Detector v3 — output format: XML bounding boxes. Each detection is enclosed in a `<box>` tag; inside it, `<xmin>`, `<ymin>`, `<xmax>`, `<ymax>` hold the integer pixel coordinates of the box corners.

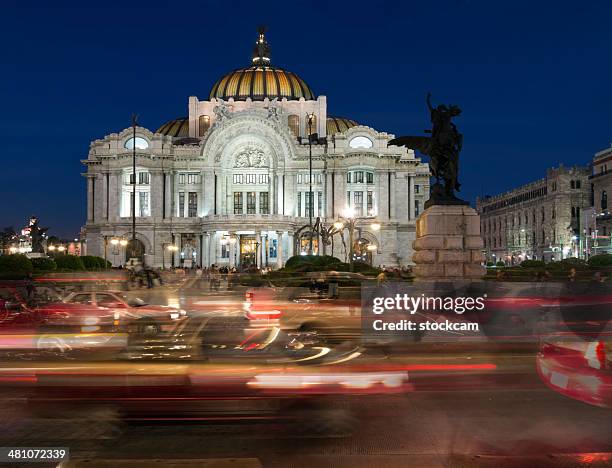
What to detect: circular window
<box><xmin>349</xmin><ymin>136</ymin><xmax>373</xmax><ymax>149</ymax></box>
<box><xmin>124</xmin><ymin>137</ymin><xmax>149</xmax><ymax>150</ymax></box>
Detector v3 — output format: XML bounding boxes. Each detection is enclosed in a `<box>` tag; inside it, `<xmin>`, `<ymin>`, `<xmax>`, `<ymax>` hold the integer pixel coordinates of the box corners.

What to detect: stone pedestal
<box><xmin>412</xmin><ymin>204</ymin><xmax>486</xmax><ymax>280</ymax></box>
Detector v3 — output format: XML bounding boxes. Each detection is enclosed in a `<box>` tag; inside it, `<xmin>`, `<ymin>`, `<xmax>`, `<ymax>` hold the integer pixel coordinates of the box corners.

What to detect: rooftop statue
<box><xmin>389</xmin><ymin>92</ymin><xmax>467</xmax><ymax>208</ymax></box>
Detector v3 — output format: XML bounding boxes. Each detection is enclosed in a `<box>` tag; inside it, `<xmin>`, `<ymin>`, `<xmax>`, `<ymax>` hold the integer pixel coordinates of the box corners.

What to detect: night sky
<box><xmin>2</xmin><ymin>0</ymin><xmax>611</xmax><ymax>238</ymax></box>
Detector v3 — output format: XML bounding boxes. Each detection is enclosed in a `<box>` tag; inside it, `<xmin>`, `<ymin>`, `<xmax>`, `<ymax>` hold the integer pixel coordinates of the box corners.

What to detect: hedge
<box><xmin>588</xmin><ymin>254</ymin><xmax>612</xmax><ymax>267</ymax></box>
<box><xmin>81</xmin><ymin>255</ymin><xmax>111</xmax><ymax>270</ymax></box>
<box><xmin>520</xmin><ymin>259</ymin><xmax>545</xmax><ymax>268</ymax></box>
<box><xmin>31</xmin><ymin>257</ymin><xmax>57</xmax><ymax>271</ymax></box>
<box><xmin>54</xmin><ymin>254</ymin><xmax>85</xmax><ymax>270</ymax></box>
<box><xmin>0</xmin><ymin>254</ymin><xmax>33</xmax><ymax>277</ymax></box>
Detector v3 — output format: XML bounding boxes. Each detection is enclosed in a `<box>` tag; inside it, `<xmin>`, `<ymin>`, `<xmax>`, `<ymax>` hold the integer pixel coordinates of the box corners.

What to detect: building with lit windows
<box><xmin>83</xmin><ymin>29</ymin><xmax>430</xmax><ymax>268</ymax></box>
<box><xmin>477</xmin><ymin>165</ymin><xmax>591</xmax><ymax>264</ymax></box>
<box><xmin>589</xmin><ymin>144</ymin><xmax>612</xmax><ymax>254</ymax></box>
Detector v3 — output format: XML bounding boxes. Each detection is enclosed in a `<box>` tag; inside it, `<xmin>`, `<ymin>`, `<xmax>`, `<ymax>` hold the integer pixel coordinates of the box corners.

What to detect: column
<box><xmin>285</xmin><ymin>173</ymin><xmax>296</xmax><ymax>216</ymax></box>
<box><xmin>111</xmin><ymin>171</ymin><xmax>121</xmax><ymax>222</ymax></box>
<box><xmin>208</xmin><ymin>232</ymin><xmax>215</xmax><ymax>267</ymax></box>
<box><xmin>229</xmin><ymin>232</ymin><xmax>236</xmax><ymax>268</ymax></box>
<box><xmin>87</xmin><ymin>175</ymin><xmax>94</xmax><ymax>222</ymax></box>
<box><xmin>334</xmin><ymin>170</ymin><xmax>346</xmax><ymax>216</ymax></box>
<box><xmin>409</xmin><ymin>175</ymin><xmax>415</xmax><ymax>220</ymax></box>
<box><xmin>288</xmin><ymin>232</ymin><xmax>294</xmax><ymax>257</ymax></box>
<box><xmin>256</xmin><ymin>232</ymin><xmax>262</xmax><ymax>269</ymax></box>
<box><xmin>377</xmin><ymin>170</ymin><xmax>388</xmax><ymax>221</ymax></box>
<box><xmin>164</xmin><ymin>172</ymin><xmax>171</xmax><ymax>219</ymax></box>
<box><xmin>94</xmin><ymin>173</ymin><xmax>104</xmax><ymax>221</ymax></box>
<box><xmin>276</xmin><ymin>231</ymin><xmax>284</xmax><ymax>269</ymax></box>
<box><xmin>325</xmin><ymin>172</ymin><xmax>333</xmax><ymax>219</ymax></box>
<box><xmin>202</xmin><ymin>172</ymin><xmax>214</xmax><ymax>217</ymax></box>
<box><xmin>200</xmin><ymin>170</ymin><xmax>206</xmax><ymax>217</ymax></box>
<box><xmin>389</xmin><ymin>171</ymin><xmax>396</xmax><ymax>220</ymax></box>
<box><xmin>102</xmin><ymin>172</ymin><xmax>109</xmax><ymax>220</ymax></box>
<box><xmin>151</xmin><ymin>171</ymin><xmax>164</xmax><ymax>219</ymax></box>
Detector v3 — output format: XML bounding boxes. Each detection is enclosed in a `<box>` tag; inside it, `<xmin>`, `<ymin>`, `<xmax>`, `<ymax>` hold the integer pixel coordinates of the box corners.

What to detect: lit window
<box><xmin>349</xmin><ymin>136</ymin><xmax>373</xmax><ymax>149</ymax></box>
<box><xmin>199</xmin><ymin>115</ymin><xmax>210</xmax><ymax>136</ymax></box>
<box><xmin>288</xmin><ymin>115</ymin><xmax>299</xmax><ymax>136</ymax></box>
<box><xmin>247</xmin><ymin>192</ymin><xmax>256</xmax><ymax>214</ymax></box>
<box><xmin>234</xmin><ymin>192</ymin><xmax>243</xmax><ymax>214</ymax></box>
<box><xmin>124</xmin><ymin>137</ymin><xmax>148</xmax><ymax>150</ymax></box>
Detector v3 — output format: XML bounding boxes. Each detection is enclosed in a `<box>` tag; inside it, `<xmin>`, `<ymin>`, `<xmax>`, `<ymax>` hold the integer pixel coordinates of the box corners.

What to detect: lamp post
<box><xmin>306</xmin><ymin>112</ymin><xmax>315</xmax><ymax>255</ymax></box>
<box><xmin>333</xmin><ymin>207</ymin><xmax>380</xmax><ymax>272</ymax></box>
<box><xmin>131</xmin><ymin>114</ymin><xmax>138</xmax><ymax>247</ymax></box>
<box><xmin>162</xmin><ymin>242</ymin><xmax>179</xmax><ymax>270</ymax></box>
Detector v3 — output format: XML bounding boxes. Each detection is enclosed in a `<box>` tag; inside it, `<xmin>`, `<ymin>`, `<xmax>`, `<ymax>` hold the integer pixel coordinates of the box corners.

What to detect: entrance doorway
<box><xmin>126</xmin><ymin>238</ymin><xmax>145</xmax><ymax>263</ymax></box>
<box><xmin>240</xmin><ymin>236</ymin><xmax>258</xmax><ymax>268</ymax></box>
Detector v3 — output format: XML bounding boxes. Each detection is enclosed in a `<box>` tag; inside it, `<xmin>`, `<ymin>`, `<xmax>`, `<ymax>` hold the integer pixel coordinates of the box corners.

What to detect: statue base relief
<box><xmin>412</xmin><ymin>204</ymin><xmax>486</xmax><ymax>280</ymax></box>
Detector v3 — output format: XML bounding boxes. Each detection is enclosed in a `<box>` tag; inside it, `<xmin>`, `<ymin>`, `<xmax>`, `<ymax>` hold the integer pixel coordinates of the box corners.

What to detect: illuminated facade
<box><xmin>83</xmin><ymin>30</ymin><xmax>430</xmax><ymax>268</ymax></box>
<box><xmin>477</xmin><ymin>165</ymin><xmax>591</xmax><ymax>264</ymax></box>
<box><xmin>589</xmin><ymin>144</ymin><xmax>612</xmax><ymax>254</ymax></box>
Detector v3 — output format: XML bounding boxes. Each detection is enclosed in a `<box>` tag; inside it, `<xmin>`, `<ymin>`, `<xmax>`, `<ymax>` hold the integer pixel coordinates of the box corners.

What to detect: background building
<box><xmin>589</xmin><ymin>143</ymin><xmax>612</xmax><ymax>254</ymax></box>
<box><xmin>83</xmin><ymin>30</ymin><xmax>430</xmax><ymax>268</ymax></box>
<box><xmin>477</xmin><ymin>165</ymin><xmax>591</xmax><ymax>264</ymax></box>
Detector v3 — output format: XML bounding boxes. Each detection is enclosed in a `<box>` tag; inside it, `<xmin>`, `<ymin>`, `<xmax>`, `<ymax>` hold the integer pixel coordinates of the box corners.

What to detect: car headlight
<box><xmin>179</xmin><ymin>309</ymin><xmax>187</xmax><ymax>316</ymax></box>
<box><xmin>170</xmin><ymin>313</ymin><xmax>180</xmax><ymax>320</ymax></box>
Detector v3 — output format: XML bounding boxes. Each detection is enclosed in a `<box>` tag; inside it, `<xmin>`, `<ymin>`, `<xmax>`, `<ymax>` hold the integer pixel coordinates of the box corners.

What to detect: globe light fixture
<box><xmin>110</xmin><ymin>238</ymin><xmax>120</xmax><ymax>245</ymax></box>
<box><xmin>119</xmin><ymin>239</ymin><xmax>128</xmax><ymax>247</ymax></box>
<box><xmin>47</xmin><ymin>245</ymin><xmax>56</xmax><ymax>251</ymax></box>
<box><xmin>370</xmin><ymin>222</ymin><xmax>381</xmax><ymax>231</ymax></box>
<box><xmin>342</xmin><ymin>207</ymin><xmax>356</xmax><ymax>219</ymax></box>
<box><xmin>57</xmin><ymin>245</ymin><xmax>66</xmax><ymax>252</ymax></box>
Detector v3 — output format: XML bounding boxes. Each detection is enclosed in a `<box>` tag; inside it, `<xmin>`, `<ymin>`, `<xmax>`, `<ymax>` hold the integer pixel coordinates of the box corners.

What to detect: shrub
<box><xmin>0</xmin><ymin>254</ymin><xmax>33</xmax><ymax>277</ymax></box>
<box><xmin>284</xmin><ymin>255</ymin><xmax>342</xmax><ymax>270</ymax></box>
<box><xmin>495</xmin><ymin>261</ymin><xmax>506</xmax><ymax>267</ymax></box>
<box><xmin>486</xmin><ymin>261</ymin><xmax>494</xmax><ymax>267</ymax></box>
<box><xmin>54</xmin><ymin>254</ymin><xmax>85</xmax><ymax>271</ymax></box>
<box><xmin>31</xmin><ymin>257</ymin><xmax>57</xmax><ymax>271</ymax></box>
<box><xmin>520</xmin><ymin>259</ymin><xmax>545</xmax><ymax>268</ymax></box>
<box><xmin>81</xmin><ymin>255</ymin><xmax>111</xmax><ymax>270</ymax></box>
<box><xmin>547</xmin><ymin>257</ymin><xmax>588</xmax><ymax>271</ymax></box>
<box><xmin>588</xmin><ymin>254</ymin><xmax>612</xmax><ymax>268</ymax></box>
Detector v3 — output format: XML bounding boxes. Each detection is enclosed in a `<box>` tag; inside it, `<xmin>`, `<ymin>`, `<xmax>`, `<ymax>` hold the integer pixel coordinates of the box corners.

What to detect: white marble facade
<box><xmin>83</xmin><ymin>32</ymin><xmax>430</xmax><ymax>268</ymax></box>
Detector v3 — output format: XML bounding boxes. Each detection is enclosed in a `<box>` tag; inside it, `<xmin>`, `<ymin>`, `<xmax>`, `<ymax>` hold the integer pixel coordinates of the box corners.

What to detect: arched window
<box><xmin>570</xmin><ymin>180</ymin><xmax>575</xmax><ymax>189</ymax></box>
<box><xmin>199</xmin><ymin>115</ymin><xmax>210</xmax><ymax>136</ymax></box>
<box><xmin>602</xmin><ymin>191</ymin><xmax>608</xmax><ymax>210</ymax></box>
<box><xmin>288</xmin><ymin>115</ymin><xmax>299</xmax><ymax>136</ymax></box>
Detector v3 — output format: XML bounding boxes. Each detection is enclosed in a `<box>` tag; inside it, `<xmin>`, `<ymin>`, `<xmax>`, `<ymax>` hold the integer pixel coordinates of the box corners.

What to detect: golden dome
<box><xmin>156</xmin><ymin>117</ymin><xmax>189</xmax><ymax>137</ymax></box>
<box><xmin>209</xmin><ymin>28</ymin><xmax>315</xmax><ymax>102</ymax></box>
<box><xmin>326</xmin><ymin>116</ymin><xmax>359</xmax><ymax>135</ymax></box>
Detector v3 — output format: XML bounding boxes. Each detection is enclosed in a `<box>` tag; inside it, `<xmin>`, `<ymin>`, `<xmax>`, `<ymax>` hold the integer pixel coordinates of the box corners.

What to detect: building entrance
<box><xmin>240</xmin><ymin>236</ymin><xmax>258</xmax><ymax>268</ymax></box>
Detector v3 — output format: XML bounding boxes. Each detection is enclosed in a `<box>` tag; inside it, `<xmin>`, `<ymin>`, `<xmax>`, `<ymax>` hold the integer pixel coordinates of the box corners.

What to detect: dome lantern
<box><xmin>209</xmin><ymin>28</ymin><xmax>315</xmax><ymax>102</ymax></box>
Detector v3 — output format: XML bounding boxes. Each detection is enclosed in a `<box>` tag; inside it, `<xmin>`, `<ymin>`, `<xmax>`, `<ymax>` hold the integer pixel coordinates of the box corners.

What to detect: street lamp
<box><xmin>306</xmin><ymin>112</ymin><xmax>315</xmax><ymax>255</ymax></box>
<box><xmin>333</xmin><ymin>207</ymin><xmax>381</xmax><ymax>272</ymax></box>
<box><xmin>47</xmin><ymin>245</ymin><xmax>56</xmax><ymax>252</ymax></box>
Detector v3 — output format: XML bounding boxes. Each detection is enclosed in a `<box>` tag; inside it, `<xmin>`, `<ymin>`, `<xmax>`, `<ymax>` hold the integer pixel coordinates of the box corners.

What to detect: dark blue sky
<box><xmin>2</xmin><ymin>0</ymin><xmax>611</xmax><ymax>238</ymax></box>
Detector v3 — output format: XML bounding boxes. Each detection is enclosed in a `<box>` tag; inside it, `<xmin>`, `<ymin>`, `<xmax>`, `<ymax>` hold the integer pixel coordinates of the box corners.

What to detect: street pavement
<box><xmin>0</xmin><ymin>281</ymin><xmax>610</xmax><ymax>467</ymax></box>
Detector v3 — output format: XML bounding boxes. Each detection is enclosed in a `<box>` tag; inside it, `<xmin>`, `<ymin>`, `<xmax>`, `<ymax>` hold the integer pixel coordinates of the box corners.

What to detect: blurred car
<box><xmin>4</xmin><ymin>316</ymin><xmax>408</xmax><ymax>436</ymax></box>
<box><xmin>243</xmin><ymin>273</ymin><xmax>366</xmax><ymax>343</ymax></box>
<box><xmin>35</xmin><ymin>291</ymin><xmax>187</xmax><ymax>335</ymax></box>
<box><xmin>536</xmin><ymin>281</ymin><xmax>612</xmax><ymax>408</ymax></box>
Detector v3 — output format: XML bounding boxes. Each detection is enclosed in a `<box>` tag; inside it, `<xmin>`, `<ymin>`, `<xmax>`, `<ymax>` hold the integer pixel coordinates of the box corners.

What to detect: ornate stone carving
<box><xmin>234</xmin><ymin>147</ymin><xmax>269</xmax><ymax>168</ymax></box>
<box><xmin>213</xmin><ymin>100</ymin><xmax>232</xmax><ymax>124</ymax></box>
